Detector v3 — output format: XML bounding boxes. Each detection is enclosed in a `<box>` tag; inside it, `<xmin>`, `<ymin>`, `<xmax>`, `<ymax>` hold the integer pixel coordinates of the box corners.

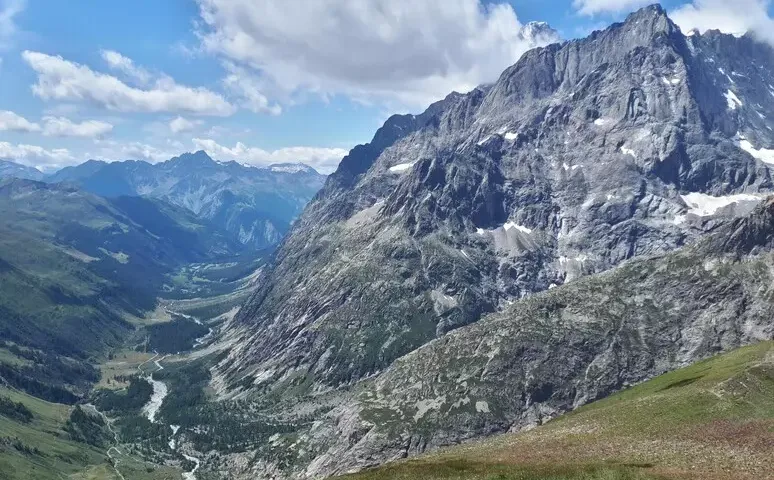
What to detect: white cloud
<box><xmin>192</xmin><ymin>138</ymin><xmax>347</xmax><ymax>173</ymax></box>
<box><xmin>0</xmin><ymin>0</ymin><xmax>24</xmax><ymax>50</ymax></box>
<box><xmin>222</xmin><ymin>63</ymin><xmax>281</xmax><ymax>115</ymax></box>
<box><xmin>195</xmin><ymin>0</ymin><xmax>559</xmax><ymax>107</ymax></box>
<box><xmin>0</xmin><ymin>141</ymin><xmax>74</xmax><ymax>170</ymax></box>
<box><xmin>671</xmin><ymin>0</ymin><xmax>774</xmax><ymax>44</ymax></box>
<box><xmin>573</xmin><ymin>0</ymin><xmax>652</xmax><ymax>15</ymax></box>
<box><xmin>169</xmin><ymin>116</ymin><xmax>202</xmax><ymax>134</ymax></box>
<box><xmin>90</xmin><ymin>139</ymin><xmax>177</xmax><ymax>164</ymax></box>
<box><xmin>22</xmin><ymin>50</ymin><xmax>236</xmax><ymax>116</ymax></box>
<box><xmin>41</xmin><ymin>116</ymin><xmax>113</xmax><ymax>138</ymax></box>
<box><xmin>0</xmin><ymin>110</ymin><xmax>113</xmax><ymax>137</ymax></box>
<box><xmin>101</xmin><ymin>49</ymin><xmax>151</xmax><ymax>85</ymax></box>
<box><xmin>0</xmin><ymin>110</ymin><xmax>40</xmax><ymax>132</ymax></box>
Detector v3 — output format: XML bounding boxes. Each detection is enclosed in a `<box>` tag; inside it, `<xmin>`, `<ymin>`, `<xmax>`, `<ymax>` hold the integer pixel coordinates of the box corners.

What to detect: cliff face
<box><xmin>212</xmin><ymin>6</ymin><xmax>774</xmax><ymax>478</ymax></box>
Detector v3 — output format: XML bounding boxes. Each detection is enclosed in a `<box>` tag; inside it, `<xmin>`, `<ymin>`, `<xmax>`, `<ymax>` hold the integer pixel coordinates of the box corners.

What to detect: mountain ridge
<box><xmin>197</xmin><ymin>5</ymin><xmax>774</xmax><ymax>477</ymax></box>
<box><xmin>38</xmin><ymin>151</ymin><xmax>327</xmax><ymax>249</ymax></box>
<box><xmin>224</xmin><ymin>3</ymin><xmax>774</xmax><ymax>392</ymax></box>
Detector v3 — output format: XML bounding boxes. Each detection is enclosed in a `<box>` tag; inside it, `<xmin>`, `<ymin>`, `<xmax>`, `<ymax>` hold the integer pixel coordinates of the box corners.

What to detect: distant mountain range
<box><xmin>0</xmin><ymin>159</ymin><xmax>45</xmax><ymax>181</ymax></box>
<box><xmin>0</xmin><ymin>152</ymin><xmax>327</xmax><ymax>249</ymax></box>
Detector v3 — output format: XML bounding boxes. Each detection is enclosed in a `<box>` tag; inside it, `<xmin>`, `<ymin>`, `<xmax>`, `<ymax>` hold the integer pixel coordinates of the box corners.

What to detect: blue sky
<box><xmin>1</xmin><ymin>0</ymin><xmax>773</xmax><ymax>173</ymax></box>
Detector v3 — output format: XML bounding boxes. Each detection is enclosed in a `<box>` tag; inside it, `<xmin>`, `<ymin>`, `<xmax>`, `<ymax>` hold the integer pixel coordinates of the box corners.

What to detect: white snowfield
<box><xmin>620</xmin><ymin>146</ymin><xmax>636</xmax><ymax>158</ymax></box>
<box><xmin>388</xmin><ymin>161</ymin><xmax>416</xmax><ymax>173</ymax></box>
<box><xmin>503</xmin><ymin>221</ymin><xmax>532</xmax><ymax>234</ymax></box>
<box><xmin>725</xmin><ymin>89</ymin><xmax>743</xmax><ymax>110</ymax></box>
<box><xmin>681</xmin><ymin>192</ymin><xmax>765</xmax><ymax>217</ymax></box>
<box><xmin>737</xmin><ymin>134</ymin><xmax>774</xmax><ymax>164</ymax></box>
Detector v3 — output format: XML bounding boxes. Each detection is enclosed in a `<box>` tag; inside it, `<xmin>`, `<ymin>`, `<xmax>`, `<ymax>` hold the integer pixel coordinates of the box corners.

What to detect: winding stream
<box><xmin>140</xmin><ymin>354</ymin><xmax>168</xmax><ymax>423</ymax></box>
<box><xmin>139</xmin><ymin>346</ymin><xmax>202</xmax><ymax>479</ymax></box>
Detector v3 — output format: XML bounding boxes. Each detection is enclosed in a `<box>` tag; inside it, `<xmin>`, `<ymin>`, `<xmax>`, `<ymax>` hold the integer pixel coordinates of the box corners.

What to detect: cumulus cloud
<box><xmin>195</xmin><ymin>0</ymin><xmax>559</xmax><ymax>108</ymax></box>
<box><xmin>0</xmin><ymin>141</ymin><xmax>74</xmax><ymax>170</ymax></box>
<box><xmin>90</xmin><ymin>139</ymin><xmax>178</xmax><ymax>163</ymax></box>
<box><xmin>0</xmin><ymin>110</ymin><xmax>40</xmax><ymax>132</ymax></box>
<box><xmin>573</xmin><ymin>0</ymin><xmax>652</xmax><ymax>15</ymax></box>
<box><xmin>22</xmin><ymin>50</ymin><xmax>236</xmax><ymax>116</ymax></box>
<box><xmin>192</xmin><ymin>138</ymin><xmax>347</xmax><ymax>173</ymax></box>
<box><xmin>169</xmin><ymin>116</ymin><xmax>202</xmax><ymax>134</ymax></box>
<box><xmin>41</xmin><ymin>116</ymin><xmax>113</xmax><ymax>138</ymax></box>
<box><xmin>101</xmin><ymin>49</ymin><xmax>151</xmax><ymax>85</ymax></box>
<box><xmin>0</xmin><ymin>110</ymin><xmax>113</xmax><ymax>137</ymax></box>
<box><xmin>671</xmin><ymin>0</ymin><xmax>774</xmax><ymax>44</ymax></box>
<box><xmin>222</xmin><ymin>63</ymin><xmax>281</xmax><ymax>115</ymax></box>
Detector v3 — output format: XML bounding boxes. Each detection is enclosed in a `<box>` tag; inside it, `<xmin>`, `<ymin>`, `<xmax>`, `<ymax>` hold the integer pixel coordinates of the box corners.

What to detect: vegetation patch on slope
<box><xmin>341</xmin><ymin>341</ymin><xmax>774</xmax><ymax>480</ymax></box>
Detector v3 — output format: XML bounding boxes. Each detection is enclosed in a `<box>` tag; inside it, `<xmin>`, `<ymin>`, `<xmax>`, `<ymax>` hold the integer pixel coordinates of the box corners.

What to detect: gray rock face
<box><xmin>299</xmin><ymin>198</ymin><xmax>774</xmax><ymax>477</ymax></box>
<box><xmin>225</xmin><ymin>5</ymin><xmax>774</xmax><ymax>390</ymax></box>
<box><xmin>0</xmin><ymin>159</ymin><xmax>45</xmax><ymax>181</ymax></box>
<box><xmin>46</xmin><ymin>151</ymin><xmax>326</xmax><ymax>249</ymax></box>
<box><xmin>212</xmin><ymin>5</ymin><xmax>774</xmax><ymax>477</ymax></box>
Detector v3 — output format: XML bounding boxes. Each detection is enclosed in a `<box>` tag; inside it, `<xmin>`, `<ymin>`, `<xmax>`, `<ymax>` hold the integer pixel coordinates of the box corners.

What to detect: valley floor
<box><xmin>0</xmin><ymin>255</ymin><xmax>265</xmax><ymax>480</ymax></box>
<box><xmin>339</xmin><ymin>341</ymin><xmax>774</xmax><ymax>480</ymax></box>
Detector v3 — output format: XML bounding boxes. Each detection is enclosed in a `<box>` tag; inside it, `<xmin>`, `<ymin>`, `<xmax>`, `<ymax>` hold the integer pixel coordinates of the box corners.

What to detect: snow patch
<box><xmin>504</xmin><ymin>132</ymin><xmax>518</xmax><ymax>141</ymax></box>
<box><xmin>681</xmin><ymin>192</ymin><xmax>765</xmax><ymax>217</ymax></box>
<box><xmin>475</xmin><ymin>401</ymin><xmax>490</xmax><ymax>413</ymax></box>
<box><xmin>389</xmin><ymin>161</ymin><xmax>416</xmax><ymax>173</ymax></box>
<box><xmin>476</xmin><ymin>135</ymin><xmax>492</xmax><ymax>146</ymax></box>
<box><xmin>269</xmin><ymin>163</ymin><xmax>313</xmax><ymax>174</ymax></box>
<box><xmin>503</xmin><ymin>221</ymin><xmax>532</xmax><ymax>234</ymax></box>
<box><xmin>593</xmin><ymin>118</ymin><xmax>608</xmax><ymax>126</ymax></box>
<box><xmin>737</xmin><ymin>134</ymin><xmax>774</xmax><ymax>164</ymax></box>
<box><xmin>620</xmin><ymin>146</ymin><xmax>636</xmax><ymax>158</ymax></box>
<box><xmin>725</xmin><ymin>90</ymin><xmax>742</xmax><ymax>110</ymax></box>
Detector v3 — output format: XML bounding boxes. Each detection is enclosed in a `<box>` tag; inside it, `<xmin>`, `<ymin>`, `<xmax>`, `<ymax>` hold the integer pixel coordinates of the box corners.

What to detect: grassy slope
<box><xmin>342</xmin><ymin>341</ymin><xmax>774</xmax><ymax>480</ymax></box>
<box><xmin>0</xmin><ymin>385</ymin><xmax>107</xmax><ymax>479</ymax></box>
<box><xmin>0</xmin><ymin>384</ymin><xmax>183</xmax><ymax>480</ymax></box>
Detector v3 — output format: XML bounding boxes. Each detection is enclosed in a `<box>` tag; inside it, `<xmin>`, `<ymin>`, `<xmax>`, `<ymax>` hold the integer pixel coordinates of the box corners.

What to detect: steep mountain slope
<box><xmin>0</xmin><ymin>160</ymin><xmax>44</xmax><ymax>181</ymax></box>
<box><xmin>0</xmin><ymin>178</ymin><xmax>242</xmax><ymax>401</ymax></box>
<box><xmin>340</xmin><ymin>341</ymin><xmax>774</xmax><ymax>480</ymax></box>
<box><xmin>207</xmin><ymin>185</ymin><xmax>774</xmax><ymax>480</ymax></box>
<box><xmin>221</xmin><ymin>5</ymin><xmax>774</xmax><ymax>397</ymax></box>
<box><xmin>47</xmin><ymin>151</ymin><xmax>326</xmax><ymax>249</ymax></box>
<box><xmin>301</xmin><ymin>197</ymin><xmax>774</xmax><ymax>476</ymax></box>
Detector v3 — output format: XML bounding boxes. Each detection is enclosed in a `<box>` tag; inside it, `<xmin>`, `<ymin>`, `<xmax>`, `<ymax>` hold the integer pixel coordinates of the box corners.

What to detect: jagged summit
<box><xmin>227</xmin><ymin>1</ymin><xmax>774</xmax><ymax>395</ymax></box>
<box><xmin>44</xmin><ymin>151</ymin><xmax>326</xmax><ymax>249</ymax></box>
<box><xmin>166</xmin><ymin>150</ymin><xmax>217</xmax><ymax>168</ymax></box>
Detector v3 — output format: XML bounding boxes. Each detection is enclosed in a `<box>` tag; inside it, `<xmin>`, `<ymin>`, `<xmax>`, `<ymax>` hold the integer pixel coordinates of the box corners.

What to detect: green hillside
<box><xmin>0</xmin><ymin>178</ymin><xmax>244</xmax><ymax>403</ymax></box>
<box><xmin>342</xmin><ymin>341</ymin><xmax>774</xmax><ymax>480</ymax></box>
<box><xmin>0</xmin><ymin>385</ymin><xmax>181</xmax><ymax>480</ymax></box>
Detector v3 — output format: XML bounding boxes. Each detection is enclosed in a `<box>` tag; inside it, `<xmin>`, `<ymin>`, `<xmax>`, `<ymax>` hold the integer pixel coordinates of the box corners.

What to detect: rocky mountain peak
<box><xmin>220</xmin><ymin>4</ymin><xmax>774</xmax><ymax>441</ymax></box>
<box><xmin>519</xmin><ymin>21</ymin><xmax>560</xmax><ymax>45</ymax></box>
<box><xmin>166</xmin><ymin>150</ymin><xmax>217</xmax><ymax>168</ymax></box>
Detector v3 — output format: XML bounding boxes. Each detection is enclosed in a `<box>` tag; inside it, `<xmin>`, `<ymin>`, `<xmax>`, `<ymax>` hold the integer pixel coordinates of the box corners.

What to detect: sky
<box><xmin>1</xmin><ymin>0</ymin><xmax>774</xmax><ymax>173</ymax></box>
